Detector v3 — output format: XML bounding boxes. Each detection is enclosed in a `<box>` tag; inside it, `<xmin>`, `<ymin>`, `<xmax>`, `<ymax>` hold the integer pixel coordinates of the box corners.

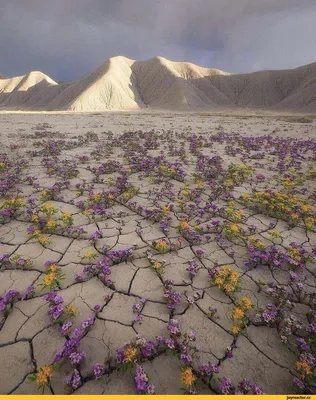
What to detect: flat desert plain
<box><xmin>0</xmin><ymin>111</ymin><xmax>316</xmax><ymax>394</ymax></box>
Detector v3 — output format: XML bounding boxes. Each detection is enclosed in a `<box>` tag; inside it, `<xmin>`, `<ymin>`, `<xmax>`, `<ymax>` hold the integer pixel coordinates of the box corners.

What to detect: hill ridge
<box><xmin>0</xmin><ymin>57</ymin><xmax>316</xmax><ymax>112</ymax></box>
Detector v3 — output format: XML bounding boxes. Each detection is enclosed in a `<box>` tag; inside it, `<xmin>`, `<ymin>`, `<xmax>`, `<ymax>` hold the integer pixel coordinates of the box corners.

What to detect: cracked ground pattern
<box><xmin>0</xmin><ymin>112</ymin><xmax>316</xmax><ymax>394</ymax></box>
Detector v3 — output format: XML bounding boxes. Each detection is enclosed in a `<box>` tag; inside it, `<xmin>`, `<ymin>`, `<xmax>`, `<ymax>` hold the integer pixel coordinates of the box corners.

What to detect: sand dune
<box><xmin>0</xmin><ymin>57</ymin><xmax>316</xmax><ymax>112</ymax></box>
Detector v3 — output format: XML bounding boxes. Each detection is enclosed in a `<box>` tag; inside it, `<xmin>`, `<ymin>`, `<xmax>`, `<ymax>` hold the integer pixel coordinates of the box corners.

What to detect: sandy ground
<box><xmin>0</xmin><ymin>111</ymin><xmax>315</xmax><ymax>394</ymax></box>
<box><xmin>0</xmin><ymin>109</ymin><xmax>315</xmax><ymax>137</ymax></box>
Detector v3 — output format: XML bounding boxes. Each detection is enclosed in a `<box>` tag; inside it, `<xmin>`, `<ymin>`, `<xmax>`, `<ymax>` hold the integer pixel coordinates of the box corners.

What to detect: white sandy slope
<box><xmin>0</xmin><ymin>57</ymin><xmax>316</xmax><ymax>112</ymax></box>
<box><xmin>0</xmin><ymin>71</ymin><xmax>58</xmax><ymax>108</ymax></box>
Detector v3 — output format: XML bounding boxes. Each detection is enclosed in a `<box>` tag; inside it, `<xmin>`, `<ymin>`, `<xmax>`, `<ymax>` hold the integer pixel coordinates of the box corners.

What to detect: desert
<box><xmin>0</xmin><ymin>110</ymin><xmax>316</xmax><ymax>394</ymax></box>
<box><xmin>1</xmin><ymin>0</ymin><xmax>316</xmax><ymax>395</ymax></box>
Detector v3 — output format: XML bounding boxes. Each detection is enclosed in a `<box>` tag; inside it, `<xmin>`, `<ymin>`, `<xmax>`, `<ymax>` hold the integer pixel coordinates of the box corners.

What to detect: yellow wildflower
<box><xmin>232</xmin><ymin>307</ymin><xmax>245</xmax><ymax>320</ymax></box>
<box><xmin>237</xmin><ymin>296</ymin><xmax>253</xmax><ymax>311</ymax></box>
<box><xmin>214</xmin><ymin>277</ymin><xmax>224</xmax><ymax>287</ymax></box>
<box><xmin>48</xmin><ymin>264</ymin><xmax>58</xmax><ymax>273</ymax></box>
<box><xmin>213</xmin><ymin>266</ymin><xmax>239</xmax><ymax>294</ymax></box>
<box><xmin>62</xmin><ymin>212</ymin><xmax>72</xmax><ymax>219</ymax></box>
<box><xmin>32</xmin><ymin>215</ymin><xmax>40</xmax><ymax>223</ymax></box>
<box><xmin>83</xmin><ymin>250</ymin><xmax>96</xmax><ymax>259</ymax></box>
<box><xmin>269</xmin><ymin>230</ymin><xmax>280</xmax><ymax>238</ymax></box>
<box><xmin>154</xmin><ymin>239</ymin><xmax>169</xmax><ymax>253</ymax></box>
<box><xmin>46</xmin><ymin>220</ymin><xmax>56</xmax><ymax>230</ymax></box>
<box><xmin>124</xmin><ymin>346</ymin><xmax>138</xmax><ymax>363</ymax></box>
<box><xmin>93</xmin><ymin>193</ymin><xmax>103</xmax><ymax>201</ymax></box>
<box><xmin>66</xmin><ymin>304</ymin><xmax>76</xmax><ymax>315</ymax></box>
<box><xmin>296</xmin><ymin>361</ymin><xmax>312</xmax><ymax>377</ymax></box>
<box><xmin>182</xmin><ymin>185</ymin><xmax>190</xmax><ymax>196</ymax></box>
<box><xmin>180</xmin><ymin>368</ymin><xmax>196</xmax><ymax>387</ymax></box>
<box><xmin>35</xmin><ymin>365</ymin><xmax>53</xmax><ymax>385</ymax></box>
<box><xmin>38</xmin><ymin>235</ymin><xmax>51</xmax><ymax>245</ymax></box>
<box><xmin>249</xmin><ymin>238</ymin><xmax>266</xmax><ymax>250</ymax></box>
<box><xmin>305</xmin><ymin>217</ymin><xmax>316</xmax><ymax>230</ymax></box>
<box><xmin>179</xmin><ymin>221</ymin><xmax>190</xmax><ymax>231</ymax></box>
<box><xmin>153</xmin><ymin>261</ymin><xmax>163</xmax><ymax>271</ymax></box>
<box><xmin>225</xmin><ymin>178</ymin><xmax>234</xmax><ymax>186</ymax></box>
<box><xmin>43</xmin><ymin>273</ymin><xmax>56</xmax><ymax>287</ymax></box>
<box><xmin>231</xmin><ymin>325</ymin><xmax>241</xmax><ymax>335</ymax></box>
<box><xmin>42</xmin><ymin>203</ymin><xmax>55</xmax><ymax>211</ymax></box>
<box><xmin>162</xmin><ymin>206</ymin><xmax>170</xmax><ymax>215</ymax></box>
<box><xmin>224</xmin><ymin>283</ymin><xmax>234</xmax><ymax>294</ymax></box>
<box><xmin>290</xmin><ymin>213</ymin><xmax>299</xmax><ymax>221</ymax></box>
<box><xmin>230</xmin><ymin>224</ymin><xmax>241</xmax><ymax>233</ymax></box>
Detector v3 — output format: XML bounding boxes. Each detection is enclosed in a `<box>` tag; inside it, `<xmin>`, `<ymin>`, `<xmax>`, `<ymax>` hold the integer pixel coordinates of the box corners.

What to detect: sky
<box><xmin>1</xmin><ymin>0</ymin><xmax>316</xmax><ymax>81</ymax></box>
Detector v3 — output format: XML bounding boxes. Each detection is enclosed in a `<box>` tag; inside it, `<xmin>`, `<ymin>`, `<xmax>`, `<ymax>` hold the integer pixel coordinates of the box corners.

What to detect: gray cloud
<box><xmin>0</xmin><ymin>0</ymin><xmax>315</xmax><ymax>81</ymax></box>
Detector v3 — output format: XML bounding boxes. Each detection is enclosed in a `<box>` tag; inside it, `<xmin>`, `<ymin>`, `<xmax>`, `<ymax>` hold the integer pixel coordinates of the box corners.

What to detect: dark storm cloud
<box><xmin>0</xmin><ymin>0</ymin><xmax>316</xmax><ymax>81</ymax></box>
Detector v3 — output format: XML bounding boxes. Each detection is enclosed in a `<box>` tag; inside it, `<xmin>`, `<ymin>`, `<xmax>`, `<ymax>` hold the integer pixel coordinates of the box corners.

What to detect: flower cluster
<box><xmin>120</xmin><ymin>186</ymin><xmax>139</xmax><ymax>202</ymax></box>
<box><xmin>231</xmin><ymin>296</ymin><xmax>253</xmax><ymax>336</ymax></box>
<box><xmin>29</xmin><ymin>365</ymin><xmax>54</xmax><ymax>394</ymax></box>
<box><xmin>27</xmin><ymin>203</ymin><xmax>74</xmax><ymax>245</ymax></box>
<box><xmin>40</xmin><ymin>261</ymin><xmax>65</xmax><ymax>290</ymax></box>
<box><xmin>146</xmin><ymin>251</ymin><xmax>166</xmax><ymax>274</ymax></box>
<box><xmin>240</xmin><ymin>191</ymin><xmax>316</xmax><ymax>230</ymax></box>
<box><xmin>134</xmin><ymin>365</ymin><xmax>155</xmax><ymax>394</ymax></box>
<box><xmin>224</xmin><ymin>201</ymin><xmax>246</xmax><ymax>223</ymax></box>
<box><xmin>180</xmin><ymin>367</ymin><xmax>197</xmax><ymax>393</ymax></box>
<box><xmin>152</xmin><ymin>238</ymin><xmax>170</xmax><ymax>254</ymax></box>
<box><xmin>66</xmin><ymin>369</ymin><xmax>82</xmax><ymax>390</ymax></box>
<box><xmin>40</xmin><ymin>181</ymin><xmax>69</xmax><ymax>202</ymax></box>
<box><xmin>209</xmin><ymin>265</ymin><xmax>240</xmax><ymax>295</ymax></box>
<box><xmin>163</xmin><ymin>280</ymin><xmax>182</xmax><ymax>311</ymax></box>
<box><xmin>158</xmin><ymin>162</ymin><xmax>186</xmax><ymax>181</ymax></box>
<box><xmin>107</xmin><ymin>248</ymin><xmax>134</xmax><ymax>263</ymax></box>
<box><xmin>116</xmin><ymin>336</ymin><xmax>157</xmax><ymax>370</ymax></box>
<box><xmin>132</xmin><ymin>298</ymin><xmax>147</xmax><ymax>324</ymax></box>
<box><xmin>0</xmin><ymin>196</ymin><xmax>25</xmax><ymax>219</ymax></box>
<box><xmin>0</xmin><ymin>290</ymin><xmax>21</xmax><ymax>313</ymax></box>
<box><xmin>186</xmin><ymin>259</ymin><xmax>200</xmax><ymax>279</ymax></box>
<box><xmin>219</xmin><ymin>377</ymin><xmax>263</xmax><ymax>394</ymax></box>
<box><xmin>44</xmin><ymin>291</ymin><xmax>76</xmax><ymax>323</ymax></box>
<box><xmin>0</xmin><ymin>253</ymin><xmax>33</xmax><ymax>271</ymax></box>
<box><xmin>158</xmin><ymin>319</ymin><xmax>201</xmax><ymax>393</ymax></box>
<box><xmin>222</xmin><ymin>222</ymin><xmax>245</xmax><ymax>242</ymax></box>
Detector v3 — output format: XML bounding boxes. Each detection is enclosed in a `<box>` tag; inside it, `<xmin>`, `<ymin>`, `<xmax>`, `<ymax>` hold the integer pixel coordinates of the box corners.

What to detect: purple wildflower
<box><xmin>93</xmin><ymin>363</ymin><xmax>104</xmax><ymax>379</ymax></box>
<box><xmin>134</xmin><ymin>365</ymin><xmax>155</xmax><ymax>394</ymax></box>
<box><xmin>22</xmin><ymin>285</ymin><xmax>35</xmax><ymax>300</ymax></box>
<box><xmin>220</xmin><ymin>377</ymin><xmax>233</xmax><ymax>394</ymax></box>
<box><xmin>66</xmin><ymin>369</ymin><xmax>82</xmax><ymax>390</ymax></box>
<box><xmin>81</xmin><ymin>315</ymin><xmax>96</xmax><ymax>329</ymax></box>
<box><xmin>69</xmin><ymin>351</ymin><xmax>86</xmax><ymax>365</ymax></box>
<box><xmin>140</xmin><ymin>341</ymin><xmax>156</xmax><ymax>358</ymax></box>
<box><xmin>293</xmin><ymin>377</ymin><xmax>305</xmax><ymax>389</ymax></box>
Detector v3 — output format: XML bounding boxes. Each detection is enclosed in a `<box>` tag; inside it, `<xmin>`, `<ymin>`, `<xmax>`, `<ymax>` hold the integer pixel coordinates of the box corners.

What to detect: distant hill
<box><xmin>1</xmin><ymin>57</ymin><xmax>316</xmax><ymax>112</ymax></box>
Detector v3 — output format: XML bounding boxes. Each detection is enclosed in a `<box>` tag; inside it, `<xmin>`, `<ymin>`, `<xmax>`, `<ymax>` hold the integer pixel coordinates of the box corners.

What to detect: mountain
<box><xmin>0</xmin><ymin>57</ymin><xmax>316</xmax><ymax>112</ymax></box>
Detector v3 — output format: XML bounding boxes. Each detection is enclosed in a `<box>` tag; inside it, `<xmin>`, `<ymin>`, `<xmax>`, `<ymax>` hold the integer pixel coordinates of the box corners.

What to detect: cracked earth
<box><xmin>0</xmin><ymin>111</ymin><xmax>316</xmax><ymax>394</ymax></box>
